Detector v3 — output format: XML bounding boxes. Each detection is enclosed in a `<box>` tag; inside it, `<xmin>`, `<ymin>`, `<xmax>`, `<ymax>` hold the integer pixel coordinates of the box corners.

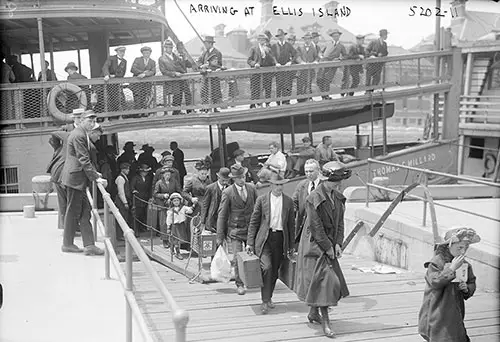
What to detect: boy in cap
<box><xmin>131</xmin><ymin>46</ymin><xmax>156</xmax><ymax>110</ymax></box>
<box><xmin>99</xmin><ymin>46</ymin><xmax>127</xmax><ymax>112</ymax></box>
<box><xmin>198</xmin><ymin>36</ymin><xmax>223</xmax><ymax>112</ymax></box>
<box><xmin>366</xmin><ymin>29</ymin><xmax>389</xmax><ymax>90</ymax></box>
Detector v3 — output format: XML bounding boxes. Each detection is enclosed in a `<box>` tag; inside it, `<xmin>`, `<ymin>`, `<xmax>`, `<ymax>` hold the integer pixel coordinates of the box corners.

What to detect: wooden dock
<box><xmin>132</xmin><ymin>253</ymin><xmax>500</xmax><ymax>342</ymax></box>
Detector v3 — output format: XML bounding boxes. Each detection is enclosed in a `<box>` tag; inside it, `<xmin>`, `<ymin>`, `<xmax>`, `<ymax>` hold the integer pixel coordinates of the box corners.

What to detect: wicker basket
<box><xmin>190</xmin><ymin>214</ymin><xmax>217</xmax><ymax>257</ymax></box>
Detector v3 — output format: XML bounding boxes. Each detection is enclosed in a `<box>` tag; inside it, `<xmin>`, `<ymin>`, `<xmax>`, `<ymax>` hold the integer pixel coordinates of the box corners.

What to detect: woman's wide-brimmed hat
<box><xmin>169</xmin><ymin>192</ymin><xmax>183</xmax><ymax>201</ymax></box>
<box><xmin>64</xmin><ymin>62</ymin><xmax>78</xmax><ymax>72</ymax></box>
<box><xmin>216</xmin><ymin>167</ymin><xmax>231</xmax><ymax>180</ymax></box>
<box><xmin>319</xmin><ymin>161</ymin><xmax>352</xmax><ymax>182</ymax></box>
<box><xmin>194</xmin><ymin>160</ymin><xmax>209</xmax><ymax>170</ymax></box>
<box><xmin>229</xmin><ymin>164</ymin><xmax>247</xmax><ymax>178</ymax></box>
<box><xmin>138</xmin><ymin>164</ymin><xmax>151</xmax><ymax>172</ymax></box>
<box><xmin>438</xmin><ymin>227</ymin><xmax>481</xmax><ymax>246</ymax></box>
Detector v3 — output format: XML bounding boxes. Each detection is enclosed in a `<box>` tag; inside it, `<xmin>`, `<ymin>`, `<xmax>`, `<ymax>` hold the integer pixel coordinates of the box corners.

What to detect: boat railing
<box><xmin>0</xmin><ymin>0</ymin><xmax>160</xmax><ymax>12</ymax></box>
<box><xmin>459</xmin><ymin>95</ymin><xmax>500</xmax><ymax>124</ymax></box>
<box><xmin>85</xmin><ymin>181</ymin><xmax>188</xmax><ymax>342</ymax></box>
<box><xmin>0</xmin><ymin>50</ymin><xmax>453</xmax><ymax>130</ymax></box>
<box><xmin>365</xmin><ymin>158</ymin><xmax>500</xmax><ymax>242</ymax></box>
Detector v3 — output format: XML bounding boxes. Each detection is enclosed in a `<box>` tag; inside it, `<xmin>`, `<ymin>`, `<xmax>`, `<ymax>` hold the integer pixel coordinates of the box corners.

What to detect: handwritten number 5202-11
<box><xmin>409</xmin><ymin>6</ymin><xmax>458</xmax><ymax>17</ymax></box>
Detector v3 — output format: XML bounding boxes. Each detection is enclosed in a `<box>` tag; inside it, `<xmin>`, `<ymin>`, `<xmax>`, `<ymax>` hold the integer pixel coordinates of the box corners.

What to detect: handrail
<box><xmin>86</xmin><ymin>182</ymin><xmax>189</xmax><ymax>342</ymax></box>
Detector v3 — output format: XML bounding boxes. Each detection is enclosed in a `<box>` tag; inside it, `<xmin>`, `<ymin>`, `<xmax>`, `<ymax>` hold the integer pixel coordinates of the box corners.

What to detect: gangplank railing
<box><xmin>85</xmin><ymin>181</ymin><xmax>188</xmax><ymax>342</ymax></box>
<box><xmin>365</xmin><ymin>159</ymin><xmax>500</xmax><ymax>241</ymax></box>
<box><xmin>0</xmin><ymin>50</ymin><xmax>453</xmax><ymax>129</ymax></box>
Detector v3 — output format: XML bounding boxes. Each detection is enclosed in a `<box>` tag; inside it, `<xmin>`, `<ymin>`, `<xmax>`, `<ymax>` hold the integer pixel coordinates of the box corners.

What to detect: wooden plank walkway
<box><xmin>132</xmin><ymin>253</ymin><xmax>500</xmax><ymax>342</ymax></box>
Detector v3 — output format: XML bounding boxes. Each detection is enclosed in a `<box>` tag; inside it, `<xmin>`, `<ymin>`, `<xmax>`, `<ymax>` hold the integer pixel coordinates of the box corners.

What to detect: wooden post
<box><xmin>221</xmin><ymin>125</ymin><xmax>227</xmax><ymax>166</ymax></box>
<box><xmin>433</xmin><ymin>93</ymin><xmax>440</xmax><ymax>140</ymax></box>
<box><xmin>208</xmin><ymin>125</ymin><xmax>214</xmax><ymax>151</ymax></box>
<box><xmin>217</xmin><ymin>124</ymin><xmax>225</xmax><ymax>167</ymax></box>
<box><xmin>355</xmin><ymin>124</ymin><xmax>360</xmax><ymax>159</ymax></box>
<box><xmin>442</xmin><ymin>48</ymin><xmax>463</xmax><ymax>140</ymax></box>
<box><xmin>37</xmin><ymin>18</ymin><xmax>46</xmax><ymax>82</ymax></box>
<box><xmin>370</xmin><ymin>94</ymin><xmax>375</xmax><ymax>158</ymax></box>
<box><xmin>308</xmin><ymin>113</ymin><xmax>313</xmax><ymax>145</ymax></box>
<box><xmin>382</xmin><ymin>98</ymin><xmax>387</xmax><ymax>155</ymax></box>
<box><xmin>280</xmin><ymin>132</ymin><xmax>285</xmax><ymax>153</ymax></box>
<box><xmin>290</xmin><ymin>116</ymin><xmax>295</xmax><ymax>150</ymax></box>
<box><xmin>48</xmin><ymin>36</ymin><xmax>55</xmax><ymax>74</ymax></box>
<box><xmin>30</xmin><ymin>53</ymin><xmax>35</xmax><ymax>73</ymax></box>
<box><xmin>77</xmin><ymin>49</ymin><xmax>82</xmax><ymax>73</ymax></box>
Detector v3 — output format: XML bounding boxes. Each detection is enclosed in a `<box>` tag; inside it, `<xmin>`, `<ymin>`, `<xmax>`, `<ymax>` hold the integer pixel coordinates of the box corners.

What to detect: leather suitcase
<box><xmin>279</xmin><ymin>257</ymin><xmax>297</xmax><ymax>291</ymax></box>
<box><xmin>236</xmin><ymin>252</ymin><xmax>263</xmax><ymax>288</ymax></box>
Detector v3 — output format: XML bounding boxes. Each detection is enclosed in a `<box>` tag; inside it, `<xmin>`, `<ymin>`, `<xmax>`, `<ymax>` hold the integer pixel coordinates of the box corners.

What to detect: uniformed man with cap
<box><xmin>198</xmin><ymin>36</ymin><xmax>223</xmax><ymax>112</ymax></box>
<box><xmin>99</xmin><ymin>46</ymin><xmax>127</xmax><ymax>112</ymax></box>
<box><xmin>131</xmin><ymin>46</ymin><xmax>156</xmax><ymax>110</ymax></box>
<box><xmin>365</xmin><ymin>29</ymin><xmax>389</xmax><ymax>90</ymax></box>
<box><xmin>318</xmin><ymin>29</ymin><xmax>346</xmax><ymax>99</ymax></box>
<box><xmin>61</xmin><ymin>110</ymin><xmax>107</xmax><ymax>255</ymax></box>
<box><xmin>344</xmin><ymin>34</ymin><xmax>366</xmax><ymax>96</ymax></box>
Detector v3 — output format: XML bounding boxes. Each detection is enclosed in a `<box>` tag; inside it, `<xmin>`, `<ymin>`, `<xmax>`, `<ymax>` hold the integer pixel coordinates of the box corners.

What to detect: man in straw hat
<box><xmin>60</xmin><ymin>108</ymin><xmax>84</xmax><ymax>132</ymax></box>
<box><xmin>158</xmin><ymin>39</ymin><xmax>193</xmax><ymax>115</ymax></box>
<box><xmin>271</xmin><ymin>29</ymin><xmax>296</xmax><ymax>105</ymax></box>
<box><xmin>201</xmin><ymin>167</ymin><xmax>231</xmax><ymax>233</ymax></box>
<box><xmin>130</xmin><ymin>46</ymin><xmax>156</xmax><ymax>111</ymax></box>
<box><xmin>418</xmin><ymin>227</ymin><xmax>480</xmax><ymax>342</ymax></box>
<box><xmin>247</xmin><ymin>172</ymin><xmax>295</xmax><ymax>314</ymax></box>
<box><xmin>247</xmin><ymin>33</ymin><xmax>276</xmax><ymax>108</ymax></box>
<box><xmin>295</xmin><ymin>160</ymin><xmax>351</xmax><ymax>338</ymax></box>
<box><xmin>217</xmin><ymin>164</ymin><xmax>258</xmax><ymax>295</ymax></box>
<box><xmin>198</xmin><ymin>35</ymin><xmax>223</xmax><ymax>112</ymax></box>
<box><xmin>344</xmin><ymin>34</ymin><xmax>366</xmax><ymax>96</ymax></box>
<box><xmin>131</xmin><ymin>163</ymin><xmax>153</xmax><ymax>234</ymax></box>
<box><xmin>318</xmin><ymin>29</ymin><xmax>346</xmax><ymax>99</ymax></box>
<box><xmin>365</xmin><ymin>29</ymin><xmax>389</xmax><ymax>91</ymax></box>
<box><xmin>98</xmin><ymin>46</ymin><xmax>127</xmax><ymax>113</ymax></box>
<box><xmin>61</xmin><ymin>110</ymin><xmax>107</xmax><ymax>255</ymax></box>
<box><xmin>296</xmin><ymin>33</ymin><xmax>320</xmax><ymax>102</ymax></box>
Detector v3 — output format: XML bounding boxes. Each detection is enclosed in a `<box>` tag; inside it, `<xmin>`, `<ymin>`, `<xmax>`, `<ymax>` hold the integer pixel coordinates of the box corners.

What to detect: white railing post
<box><xmin>103</xmin><ymin>198</ymin><xmax>111</xmax><ymax>280</ymax></box>
<box><xmin>125</xmin><ymin>235</ymin><xmax>133</xmax><ymax>342</ymax></box>
<box><xmin>421</xmin><ymin>173</ymin><xmax>429</xmax><ymax>227</ymax></box>
<box><xmin>173</xmin><ymin>309</ymin><xmax>189</xmax><ymax>342</ymax></box>
<box><xmin>366</xmin><ymin>160</ymin><xmax>371</xmax><ymax>208</ymax></box>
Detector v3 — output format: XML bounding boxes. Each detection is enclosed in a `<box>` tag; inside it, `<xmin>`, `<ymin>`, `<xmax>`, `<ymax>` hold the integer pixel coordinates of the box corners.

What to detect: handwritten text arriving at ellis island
<box><xmin>189</xmin><ymin>4</ymin><xmax>352</xmax><ymax>18</ymax></box>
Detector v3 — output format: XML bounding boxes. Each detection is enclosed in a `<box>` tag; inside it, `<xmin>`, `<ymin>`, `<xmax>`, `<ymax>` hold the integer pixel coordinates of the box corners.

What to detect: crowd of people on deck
<box><xmin>1</xmin><ymin>27</ymin><xmax>389</xmax><ymax>117</ymax></box>
<box><xmin>47</xmin><ymin>106</ymin><xmax>481</xmax><ymax>340</ymax></box>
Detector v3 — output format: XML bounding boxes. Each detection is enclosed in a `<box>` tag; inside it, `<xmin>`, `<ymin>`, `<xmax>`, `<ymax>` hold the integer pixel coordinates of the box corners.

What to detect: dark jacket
<box><xmin>101</xmin><ymin>55</ymin><xmax>127</xmax><ymax>78</ymax></box>
<box><xmin>366</xmin><ymin>39</ymin><xmax>388</xmax><ymax>58</ymax></box>
<box><xmin>322</xmin><ymin>41</ymin><xmax>347</xmax><ymax>61</ymax></box>
<box><xmin>38</xmin><ymin>69</ymin><xmax>57</xmax><ymax>81</ymax></box>
<box><xmin>47</xmin><ymin>131</ymin><xmax>70</xmax><ymax>184</ymax></box>
<box><xmin>292</xmin><ymin>178</ymin><xmax>323</xmax><ymax>243</ymax></box>
<box><xmin>296</xmin><ymin>45</ymin><xmax>319</xmax><ymax>64</ymax></box>
<box><xmin>217</xmin><ymin>183</ymin><xmax>257</xmax><ymax>242</ymax></box>
<box><xmin>10</xmin><ymin>62</ymin><xmax>34</xmax><ymax>82</ymax></box>
<box><xmin>247</xmin><ymin>45</ymin><xmax>276</xmax><ymax>68</ymax></box>
<box><xmin>172</xmin><ymin>148</ymin><xmax>187</xmax><ymax>179</ymax></box>
<box><xmin>346</xmin><ymin>44</ymin><xmax>366</xmax><ymax>73</ymax></box>
<box><xmin>151</xmin><ymin>167</ymin><xmax>181</xmax><ymax>194</ymax></box>
<box><xmin>271</xmin><ymin>41</ymin><xmax>296</xmax><ymax>66</ymax></box>
<box><xmin>201</xmin><ymin>181</ymin><xmax>225</xmax><ymax>230</ymax></box>
<box><xmin>130</xmin><ymin>174</ymin><xmax>152</xmax><ymax>208</ymax></box>
<box><xmin>67</xmin><ymin>72</ymin><xmax>87</xmax><ymax>81</ymax></box>
<box><xmin>130</xmin><ymin>57</ymin><xmax>156</xmax><ymax>77</ymax></box>
<box><xmin>158</xmin><ymin>53</ymin><xmax>190</xmax><ymax>76</ymax></box>
<box><xmin>197</xmin><ymin>47</ymin><xmax>223</xmax><ymax>70</ymax></box>
<box><xmin>61</xmin><ymin>126</ymin><xmax>100</xmax><ymax>191</ymax></box>
<box><xmin>153</xmin><ymin>178</ymin><xmax>182</xmax><ymax>207</ymax></box>
<box><xmin>183</xmin><ymin>175</ymin><xmax>210</xmax><ymax>202</ymax></box>
<box><xmin>247</xmin><ymin>192</ymin><xmax>295</xmax><ymax>258</ymax></box>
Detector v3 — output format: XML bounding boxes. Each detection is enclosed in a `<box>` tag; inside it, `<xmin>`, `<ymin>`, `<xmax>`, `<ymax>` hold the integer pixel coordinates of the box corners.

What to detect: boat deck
<box><xmin>134</xmin><ymin>250</ymin><xmax>500</xmax><ymax>342</ymax></box>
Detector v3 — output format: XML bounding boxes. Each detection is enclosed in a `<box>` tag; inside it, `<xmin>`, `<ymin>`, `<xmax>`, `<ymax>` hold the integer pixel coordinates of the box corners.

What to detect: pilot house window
<box><xmin>0</xmin><ymin>166</ymin><xmax>19</xmax><ymax>194</ymax></box>
<box><xmin>468</xmin><ymin>138</ymin><xmax>485</xmax><ymax>159</ymax></box>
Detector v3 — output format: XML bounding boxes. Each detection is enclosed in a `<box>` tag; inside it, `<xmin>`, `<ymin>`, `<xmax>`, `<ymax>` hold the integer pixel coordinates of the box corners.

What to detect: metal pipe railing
<box><xmin>367</xmin><ymin>158</ymin><xmax>500</xmax><ymax>188</ymax></box>
<box><xmin>94</xmin><ymin>182</ymin><xmax>189</xmax><ymax>342</ymax></box>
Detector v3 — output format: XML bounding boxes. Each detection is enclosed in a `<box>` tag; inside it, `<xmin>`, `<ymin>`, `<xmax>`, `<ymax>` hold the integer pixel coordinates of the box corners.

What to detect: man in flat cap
<box><xmin>296</xmin><ymin>33</ymin><xmax>320</xmax><ymax>102</ymax></box>
<box><xmin>99</xmin><ymin>46</ymin><xmax>127</xmax><ymax>112</ymax></box>
<box><xmin>61</xmin><ymin>110</ymin><xmax>107</xmax><ymax>255</ymax></box>
<box><xmin>159</xmin><ymin>40</ymin><xmax>193</xmax><ymax>115</ymax></box>
<box><xmin>271</xmin><ymin>29</ymin><xmax>296</xmax><ymax>105</ymax></box>
<box><xmin>366</xmin><ymin>29</ymin><xmax>389</xmax><ymax>91</ymax></box>
<box><xmin>131</xmin><ymin>46</ymin><xmax>156</xmax><ymax>111</ymax></box>
<box><xmin>248</xmin><ymin>34</ymin><xmax>276</xmax><ymax>108</ymax></box>
<box><xmin>198</xmin><ymin>36</ymin><xmax>223</xmax><ymax>113</ymax></box>
<box><xmin>344</xmin><ymin>34</ymin><xmax>366</xmax><ymax>96</ymax></box>
<box><xmin>318</xmin><ymin>29</ymin><xmax>346</xmax><ymax>99</ymax></box>
<box><xmin>285</xmin><ymin>136</ymin><xmax>316</xmax><ymax>178</ymax></box>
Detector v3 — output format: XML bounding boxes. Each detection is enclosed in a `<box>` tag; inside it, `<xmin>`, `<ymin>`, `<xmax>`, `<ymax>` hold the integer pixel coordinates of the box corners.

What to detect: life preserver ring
<box><xmin>484</xmin><ymin>153</ymin><xmax>497</xmax><ymax>176</ymax></box>
<box><xmin>47</xmin><ymin>83</ymin><xmax>87</xmax><ymax>123</ymax></box>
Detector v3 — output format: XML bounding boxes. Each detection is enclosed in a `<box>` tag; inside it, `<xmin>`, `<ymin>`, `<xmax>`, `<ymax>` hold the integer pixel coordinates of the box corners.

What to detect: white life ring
<box><xmin>47</xmin><ymin>83</ymin><xmax>87</xmax><ymax>123</ymax></box>
<box><xmin>483</xmin><ymin>152</ymin><xmax>497</xmax><ymax>176</ymax></box>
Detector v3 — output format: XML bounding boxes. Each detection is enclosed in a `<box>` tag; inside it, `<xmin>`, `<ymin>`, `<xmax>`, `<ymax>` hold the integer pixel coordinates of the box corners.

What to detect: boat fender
<box><xmin>47</xmin><ymin>83</ymin><xmax>87</xmax><ymax>123</ymax></box>
<box><xmin>483</xmin><ymin>152</ymin><xmax>497</xmax><ymax>176</ymax></box>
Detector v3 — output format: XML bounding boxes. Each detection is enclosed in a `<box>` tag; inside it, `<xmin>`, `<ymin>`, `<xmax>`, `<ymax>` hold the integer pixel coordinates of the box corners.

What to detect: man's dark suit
<box><xmin>61</xmin><ymin>126</ymin><xmax>100</xmax><ymax>248</ymax></box>
<box><xmin>158</xmin><ymin>53</ymin><xmax>192</xmax><ymax>114</ymax></box>
<box><xmin>172</xmin><ymin>148</ymin><xmax>187</xmax><ymax>188</ymax></box>
<box><xmin>198</xmin><ymin>48</ymin><xmax>223</xmax><ymax>106</ymax></box>
<box><xmin>318</xmin><ymin>40</ymin><xmax>347</xmax><ymax>94</ymax></box>
<box><xmin>345</xmin><ymin>44</ymin><xmax>366</xmax><ymax>94</ymax></box>
<box><xmin>247</xmin><ymin>192</ymin><xmax>294</xmax><ymax>303</ymax></box>
<box><xmin>296</xmin><ymin>45</ymin><xmax>319</xmax><ymax>102</ymax></box>
<box><xmin>130</xmin><ymin>57</ymin><xmax>156</xmax><ymax>109</ymax></box>
<box><xmin>247</xmin><ymin>45</ymin><xmax>276</xmax><ymax>105</ymax></box>
<box><xmin>47</xmin><ymin>131</ymin><xmax>70</xmax><ymax>230</ymax></box>
<box><xmin>292</xmin><ymin>178</ymin><xmax>322</xmax><ymax>244</ymax></box>
<box><xmin>131</xmin><ymin>174</ymin><xmax>152</xmax><ymax>232</ymax></box>
<box><xmin>200</xmin><ymin>181</ymin><xmax>225</xmax><ymax>232</ymax></box>
<box><xmin>365</xmin><ymin>39</ymin><xmax>388</xmax><ymax>87</ymax></box>
<box><xmin>271</xmin><ymin>41</ymin><xmax>296</xmax><ymax>104</ymax></box>
<box><xmin>99</xmin><ymin>55</ymin><xmax>127</xmax><ymax>112</ymax></box>
<box><xmin>217</xmin><ymin>183</ymin><xmax>257</xmax><ymax>287</ymax></box>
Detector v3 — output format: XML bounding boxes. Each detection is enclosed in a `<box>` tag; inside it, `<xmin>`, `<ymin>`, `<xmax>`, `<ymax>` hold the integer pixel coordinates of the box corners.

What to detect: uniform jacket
<box><xmin>101</xmin><ymin>55</ymin><xmax>127</xmax><ymax>78</ymax></box>
<box><xmin>47</xmin><ymin>131</ymin><xmax>70</xmax><ymax>184</ymax></box>
<box><xmin>158</xmin><ymin>53</ymin><xmax>190</xmax><ymax>76</ymax></box>
<box><xmin>200</xmin><ymin>181</ymin><xmax>225</xmax><ymax>230</ymax></box>
<box><xmin>217</xmin><ymin>183</ymin><xmax>257</xmax><ymax>242</ymax></box>
<box><xmin>130</xmin><ymin>57</ymin><xmax>156</xmax><ymax>77</ymax></box>
<box><xmin>418</xmin><ymin>251</ymin><xmax>476</xmax><ymax>342</ymax></box>
<box><xmin>247</xmin><ymin>45</ymin><xmax>276</xmax><ymax>68</ymax></box>
<box><xmin>247</xmin><ymin>192</ymin><xmax>295</xmax><ymax>258</ymax></box>
<box><xmin>366</xmin><ymin>39</ymin><xmax>388</xmax><ymax>58</ymax></box>
<box><xmin>322</xmin><ymin>40</ymin><xmax>347</xmax><ymax>61</ymax></box>
<box><xmin>61</xmin><ymin>126</ymin><xmax>100</xmax><ymax>191</ymax></box>
<box><xmin>296</xmin><ymin>45</ymin><xmax>319</xmax><ymax>64</ymax></box>
<box><xmin>197</xmin><ymin>48</ymin><xmax>223</xmax><ymax>70</ymax></box>
<box><xmin>292</xmin><ymin>178</ymin><xmax>323</xmax><ymax>242</ymax></box>
<box><xmin>130</xmin><ymin>174</ymin><xmax>152</xmax><ymax>208</ymax></box>
<box><xmin>271</xmin><ymin>41</ymin><xmax>296</xmax><ymax>66</ymax></box>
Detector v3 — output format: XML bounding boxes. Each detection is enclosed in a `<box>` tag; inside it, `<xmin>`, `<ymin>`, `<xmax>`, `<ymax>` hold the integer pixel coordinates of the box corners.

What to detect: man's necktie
<box><xmin>310</xmin><ymin>181</ymin><xmax>315</xmax><ymax>193</ymax></box>
<box><xmin>240</xmin><ymin>187</ymin><xmax>247</xmax><ymax>202</ymax></box>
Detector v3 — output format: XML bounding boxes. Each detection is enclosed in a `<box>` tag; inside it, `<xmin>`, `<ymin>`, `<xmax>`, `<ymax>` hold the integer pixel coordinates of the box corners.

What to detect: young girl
<box><xmin>418</xmin><ymin>227</ymin><xmax>481</xmax><ymax>342</ymax></box>
<box><xmin>166</xmin><ymin>192</ymin><xmax>193</xmax><ymax>260</ymax></box>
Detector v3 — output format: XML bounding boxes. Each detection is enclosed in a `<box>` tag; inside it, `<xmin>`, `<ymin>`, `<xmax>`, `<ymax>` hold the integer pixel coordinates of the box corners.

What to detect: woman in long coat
<box><xmin>295</xmin><ymin>161</ymin><xmax>350</xmax><ymax>339</ymax></box>
<box><xmin>183</xmin><ymin>159</ymin><xmax>212</xmax><ymax>216</ymax></box>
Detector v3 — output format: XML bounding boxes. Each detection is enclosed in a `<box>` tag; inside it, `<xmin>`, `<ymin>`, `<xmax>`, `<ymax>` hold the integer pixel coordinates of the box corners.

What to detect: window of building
<box><xmin>402</xmin><ymin>118</ymin><xmax>408</xmax><ymax>126</ymax></box>
<box><xmin>0</xmin><ymin>166</ymin><xmax>19</xmax><ymax>194</ymax></box>
<box><xmin>468</xmin><ymin>138</ymin><xmax>485</xmax><ymax>159</ymax></box>
<box><xmin>417</xmin><ymin>118</ymin><xmax>423</xmax><ymax>126</ymax></box>
<box><xmin>409</xmin><ymin>118</ymin><xmax>416</xmax><ymax>124</ymax></box>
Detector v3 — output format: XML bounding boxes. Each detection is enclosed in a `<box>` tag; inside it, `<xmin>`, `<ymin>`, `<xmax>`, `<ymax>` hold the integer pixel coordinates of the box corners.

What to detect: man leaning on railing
<box><xmin>365</xmin><ymin>29</ymin><xmax>389</xmax><ymax>92</ymax></box>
